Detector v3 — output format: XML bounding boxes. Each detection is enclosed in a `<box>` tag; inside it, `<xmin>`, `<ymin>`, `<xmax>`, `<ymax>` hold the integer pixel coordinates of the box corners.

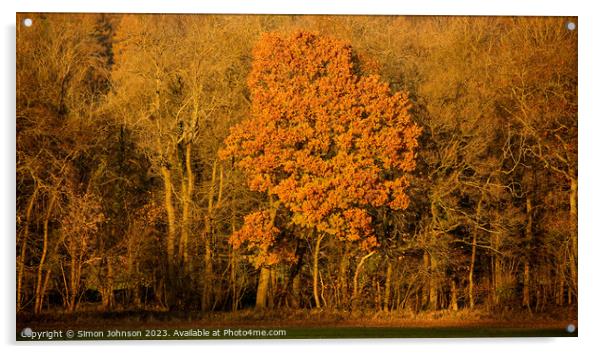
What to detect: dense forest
<box><xmin>16</xmin><ymin>14</ymin><xmax>577</xmax><ymax>323</ymax></box>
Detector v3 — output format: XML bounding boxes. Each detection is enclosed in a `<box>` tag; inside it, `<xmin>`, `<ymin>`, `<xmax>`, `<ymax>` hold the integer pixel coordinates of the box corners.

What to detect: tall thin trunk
<box><xmin>40</xmin><ymin>267</ymin><xmax>52</xmax><ymax>313</ymax></box>
<box><xmin>568</xmin><ymin>176</ymin><xmax>577</xmax><ymax>300</ymax></box>
<box><xmin>523</xmin><ymin>196</ymin><xmax>533</xmax><ymax>308</ymax></box>
<box><xmin>312</xmin><ymin>234</ymin><xmax>324</xmax><ymax>309</ymax></box>
<box><xmin>179</xmin><ymin>143</ymin><xmax>193</xmax><ymax>268</ymax></box>
<box><xmin>556</xmin><ymin>258</ymin><xmax>565</xmax><ymax>306</ymax></box>
<box><xmin>160</xmin><ymin>166</ymin><xmax>177</xmax><ymax>308</ymax></box>
<box><xmin>202</xmin><ymin>159</ymin><xmax>218</xmax><ymax>312</ymax></box>
<box><xmin>17</xmin><ymin>185</ymin><xmax>37</xmax><ymax>312</ymax></box>
<box><xmin>491</xmin><ymin>233</ymin><xmax>502</xmax><ymax>306</ymax></box>
<box><xmin>34</xmin><ymin>193</ymin><xmax>56</xmax><ymax>315</ymax></box>
<box><xmin>468</xmin><ymin>231</ymin><xmax>477</xmax><ymax>309</ymax></box>
<box><xmin>338</xmin><ymin>242</ymin><xmax>349</xmax><ymax>306</ymax></box>
<box><xmin>468</xmin><ymin>199</ymin><xmax>482</xmax><ymax>309</ymax></box>
<box><xmin>230</xmin><ymin>208</ymin><xmax>238</xmax><ymax>311</ymax></box>
<box><xmin>68</xmin><ymin>243</ymin><xmax>78</xmax><ymax>312</ymax></box>
<box><xmin>383</xmin><ymin>260</ymin><xmax>393</xmax><ymax>312</ymax></box>
<box><xmin>429</xmin><ymin>254</ymin><xmax>438</xmax><ymax>310</ymax></box>
<box><xmin>353</xmin><ymin>251</ymin><xmax>375</xmax><ymax>307</ymax></box>
<box><xmin>421</xmin><ymin>252</ymin><xmax>429</xmax><ymax>308</ymax></box>
<box><xmin>161</xmin><ymin>166</ymin><xmax>176</xmax><ymax>276</ymax></box>
<box><xmin>230</xmin><ymin>247</ymin><xmax>238</xmax><ymax>311</ymax></box>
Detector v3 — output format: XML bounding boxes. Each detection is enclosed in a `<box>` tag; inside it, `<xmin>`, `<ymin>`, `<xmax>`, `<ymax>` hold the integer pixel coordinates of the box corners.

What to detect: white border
<box><xmin>3</xmin><ymin>1</ymin><xmax>601</xmax><ymax>354</ymax></box>
<box><xmin>9</xmin><ymin>0</ymin><xmax>582</xmax><ymax>15</ymax></box>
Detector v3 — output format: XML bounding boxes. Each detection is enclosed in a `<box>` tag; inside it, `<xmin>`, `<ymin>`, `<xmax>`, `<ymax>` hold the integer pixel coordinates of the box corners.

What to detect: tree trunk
<box><xmin>468</xmin><ymin>231</ymin><xmax>477</xmax><ymax>309</ymax></box>
<box><xmin>256</xmin><ymin>266</ymin><xmax>270</xmax><ymax>310</ymax></box>
<box><xmin>230</xmin><ymin>208</ymin><xmax>238</xmax><ymax>311</ymax></box>
<box><xmin>285</xmin><ymin>239</ymin><xmax>306</xmax><ymax>308</ymax></box>
<box><xmin>292</xmin><ymin>276</ymin><xmax>301</xmax><ymax>307</ymax></box>
<box><xmin>422</xmin><ymin>252</ymin><xmax>429</xmax><ymax>309</ymax></box>
<box><xmin>202</xmin><ymin>159</ymin><xmax>218</xmax><ymax>312</ymax></box>
<box><xmin>352</xmin><ymin>251</ymin><xmax>375</xmax><ymax>307</ymax></box>
<box><xmin>179</xmin><ymin>143</ymin><xmax>193</xmax><ymax>268</ymax></box>
<box><xmin>568</xmin><ymin>175</ymin><xmax>577</xmax><ymax>300</ymax></box>
<box><xmin>202</xmin><ymin>235</ymin><xmax>213</xmax><ymax>311</ymax></box>
<box><xmin>383</xmin><ymin>260</ymin><xmax>392</xmax><ymax>312</ymax></box>
<box><xmin>161</xmin><ymin>166</ymin><xmax>177</xmax><ymax>283</ymax></box>
<box><xmin>17</xmin><ymin>185</ymin><xmax>37</xmax><ymax>313</ymax></box>
<box><xmin>523</xmin><ymin>196</ymin><xmax>533</xmax><ymax>308</ymax></box>
<box><xmin>556</xmin><ymin>260</ymin><xmax>565</xmax><ymax>306</ymax></box>
<box><xmin>102</xmin><ymin>259</ymin><xmax>115</xmax><ymax>311</ymax></box>
<box><xmin>338</xmin><ymin>242</ymin><xmax>349</xmax><ymax>307</ymax></box>
<box><xmin>468</xmin><ymin>199</ymin><xmax>482</xmax><ymax>309</ymax></box>
<box><xmin>254</xmin><ymin>198</ymin><xmax>279</xmax><ymax>310</ymax></box>
<box><xmin>313</xmin><ymin>234</ymin><xmax>325</xmax><ymax>309</ymax></box>
<box><xmin>450</xmin><ymin>279</ymin><xmax>458</xmax><ymax>311</ymax></box>
<box><xmin>68</xmin><ymin>246</ymin><xmax>78</xmax><ymax>312</ymax></box>
<box><xmin>429</xmin><ymin>254</ymin><xmax>438</xmax><ymax>310</ymax></box>
<box><xmin>34</xmin><ymin>193</ymin><xmax>56</xmax><ymax>315</ymax></box>
<box><xmin>491</xmin><ymin>233</ymin><xmax>502</xmax><ymax>306</ymax></box>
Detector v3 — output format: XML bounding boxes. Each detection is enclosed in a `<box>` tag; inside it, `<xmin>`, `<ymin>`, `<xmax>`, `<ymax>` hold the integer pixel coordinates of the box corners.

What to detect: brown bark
<box><xmin>338</xmin><ymin>242</ymin><xmax>349</xmax><ymax>306</ymax></box>
<box><xmin>383</xmin><ymin>260</ymin><xmax>392</xmax><ymax>312</ymax></box>
<box><xmin>179</xmin><ymin>143</ymin><xmax>193</xmax><ymax>267</ymax></box>
<box><xmin>34</xmin><ymin>192</ymin><xmax>56</xmax><ymax>315</ymax></box>
<box><xmin>202</xmin><ymin>159</ymin><xmax>218</xmax><ymax>311</ymax></box>
<box><xmin>491</xmin><ymin>233</ymin><xmax>502</xmax><ymax>306</ymax></box>
<box><xmin>230</xmin><ymin>247</ymin><xmax>238</xmax><ymax>311</ymax></box>
<box><xmin>17</xmin><ymin>185</ymin><xmax>37</xmax><ymax>312</ymax></box>
<box><xmin>450</xmin><ymin>279</ymin><xmax>458</xmax><ymax>311</ymax></box>
<box><xmin>292</xmin><ymin>275</ymin><xmax>301</xmax><ymax>307</ymax></box>
<box><xmin>255</xmin><ymin>197</ymin><xmax>279</xmax><ymax>310</ymax></box>
<box><xmin>312</xmin><ymin>234</ymin><xmax>325</xmax><ymax>309</ymax></box>
<box><xmin>161</xmin><ymin>166</ymin><xmax>177</xmax><ymax>277</ymax></box>
<box><xmin>66</xmin><ymin>242</ymin><xmax>84</xmax><ymax>312</ymax></box>
<box><xmin>468</xmin><ymin>199</ymin><xmax>483</xmax><ymax>309</ymax></box>
<box><xmin>421</xmin><ymin>252</ymin><xmax>429</xmax><ymax>308</ymax></box>
<box><xmin>352</xmin><ymin>251</ymin><xmax>375</xmax><ymax>307</ymax></box>
<box><xmin>568</xmin><ymin>175</ymin><xmax>577</xmax><ymax>300</ymax></box>
<box><xmin>522</xmin><ymin>196</ymin><xmax>533</xmax><ymax>308</ymax></box>
<box><xmin>428</xmin><ymin>254</ymin><xmax>438</xmax><ymax>310</ymax></box>
<box><xmin>468</xmin><ymin>231</ymin><xmax>477</xmax><ymax>309</ymax></box>
<box><xmin>255</xmin><ymin>266</ymin><xmax>270</xmax><ymax>309</ymax></box>
<box><xmin>556</xmin><ymin>259</ymin><xmax>565</xmax><ymax>306</ymax></box>
<box><xmin>102</xmin><ymin>260</ymin><xmax>115</xmax><ymax>311</ymax></box>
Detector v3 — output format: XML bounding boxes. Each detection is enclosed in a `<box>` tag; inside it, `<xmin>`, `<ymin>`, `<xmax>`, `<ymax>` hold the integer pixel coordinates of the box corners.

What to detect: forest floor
<box><xmin>16</xmin><ymin>308</ymin><xmax>577</xmax><ymax>340</ymax></box>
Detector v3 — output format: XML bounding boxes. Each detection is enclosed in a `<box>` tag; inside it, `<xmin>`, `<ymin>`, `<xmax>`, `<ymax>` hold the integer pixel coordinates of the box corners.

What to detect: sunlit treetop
<box><xmin>221</xmin><ymin>31</ymin><xmax>421</xmax><ymax>266</ymax></box>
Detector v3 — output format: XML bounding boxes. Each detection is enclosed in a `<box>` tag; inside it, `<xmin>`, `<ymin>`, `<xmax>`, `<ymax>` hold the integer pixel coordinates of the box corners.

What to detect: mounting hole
<box><xmin>566</xmin><ymin>22</ymin><xmax>576</xmax><ymax>31</ymax></box>
<box><xmin>566</xmin><ymin>323</ymin><xmax>576</xmax><ymax>333</ymax></box>
<box><xmin>23</xmin><ymin>18</ymin><xmax>33</xmax><ymax>27</ymax></box>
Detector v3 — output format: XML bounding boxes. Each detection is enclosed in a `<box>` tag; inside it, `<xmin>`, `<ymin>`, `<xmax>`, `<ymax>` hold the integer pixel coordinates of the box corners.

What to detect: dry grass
<box><xmin>17</xmin><ymin>307</ymin><xmax>576</xmax><ymax>332</ymax></box>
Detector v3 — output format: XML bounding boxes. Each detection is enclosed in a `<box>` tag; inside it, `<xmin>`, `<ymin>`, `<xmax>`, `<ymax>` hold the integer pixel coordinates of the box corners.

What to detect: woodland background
<box><xmin>16</xmin><ymin>14</ymin><xmax>577</xmax><ymax>323</ymax></box>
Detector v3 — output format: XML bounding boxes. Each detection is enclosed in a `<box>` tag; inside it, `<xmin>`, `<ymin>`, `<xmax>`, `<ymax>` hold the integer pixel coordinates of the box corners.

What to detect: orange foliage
<box><xmin>221</xmin><ymin>32</ymin><xmax>421</xmax><ymax>265</ymax></box>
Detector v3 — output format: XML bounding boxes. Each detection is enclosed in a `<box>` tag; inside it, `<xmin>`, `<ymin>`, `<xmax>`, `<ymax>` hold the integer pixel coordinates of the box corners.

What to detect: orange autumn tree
<box><xmin>220</xmin><ymin>32</ymin><xmax>421</xmax><ymax>309</ymax></box>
